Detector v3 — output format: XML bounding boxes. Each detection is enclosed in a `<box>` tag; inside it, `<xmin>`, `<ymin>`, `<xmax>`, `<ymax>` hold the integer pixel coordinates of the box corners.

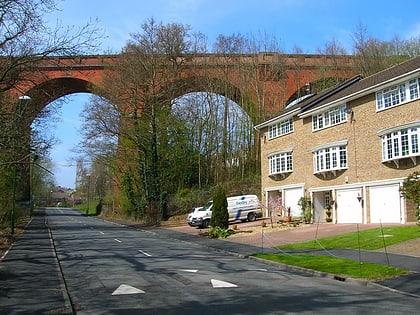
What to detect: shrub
<box><xmin>210</xmin><ymin>185</ymin><xmax>229</xmax><ymax>229</ymax></box>
<box><xmin>400</xmin><ymin>171</ymin><xmax>420</xmax><ymax>222</ymax></box>
<box><xmin>298</xmin><ymin>196</ymin><xmax>312</xmax><ymax>223</ymax></box>
<box><xmin>208</xmin><ymin>226</ymin><xmax>235</xmax><ymax>239</ymax></box>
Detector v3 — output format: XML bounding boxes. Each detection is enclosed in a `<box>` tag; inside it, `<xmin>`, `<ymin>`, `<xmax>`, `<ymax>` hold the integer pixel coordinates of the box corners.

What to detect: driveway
<box><xmin>165</xmin><ymin>219</ymin><xmax>420</xmax><ymax>256</ymax></box>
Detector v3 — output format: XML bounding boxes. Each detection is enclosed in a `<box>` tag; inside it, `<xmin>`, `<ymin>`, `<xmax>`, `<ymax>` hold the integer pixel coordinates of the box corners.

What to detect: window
<box><xmin>324</xmin><ymin>191</ymin><xmax>331</xmax><ymax>208</ymax></box>
<box><xmin>268</xmin><ymin>118</ymin><xmax>293</xmax><ymax>139</ymax></box>
<box><xmin>313</xmin><ymin>145</ymin><xmax>347</xmax><ymax>174</ymax></box>
<box><xmin>409</xmin><ymin>79</ymin><xmax>420</xmax><ymax>100</ymax></box>
<box><xmin>269</xmin><ymin>151</ymin><xmax>293</xmax><ymax>175</ymax></box>
<box><xmin>381</xmin><ymin>127</ymin><xmax>420</xmax><ymax>162</ymax></box>
<box><xmin>376</xmin><ymin>78</ymin><xmax>420</xmax><ymax>111</ymax></box>
<box><xmin>312</xmin><ymin>105</ymin><xmax>347</xmax><ymax>131</ymax></box>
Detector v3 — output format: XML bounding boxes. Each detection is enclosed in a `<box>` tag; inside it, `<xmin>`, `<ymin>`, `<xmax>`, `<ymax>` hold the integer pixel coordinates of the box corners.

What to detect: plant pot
<box><xmin>326</xmin><ymin>217</ymin><xmax>333</xmax><ymax>223</ymax></box>
<box><xmin>285</xmin><ymin>216</ymin><xmax>292</xmax><ymax>222</ymax></box>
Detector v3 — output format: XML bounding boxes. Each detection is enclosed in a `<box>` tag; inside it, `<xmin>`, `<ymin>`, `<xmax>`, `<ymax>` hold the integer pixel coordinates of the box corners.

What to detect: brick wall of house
<box><xmin>260</xmin><ymin>89</ymin><xmax>420</xmax><ymax>223</ymax></box>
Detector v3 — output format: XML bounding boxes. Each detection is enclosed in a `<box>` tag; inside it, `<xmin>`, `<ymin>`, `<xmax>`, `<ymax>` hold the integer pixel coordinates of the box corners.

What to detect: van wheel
<box><xmin>247</xmin><ymin>212</ymin><xmax>256</xmax><ymax>222</ymax></box>
<box><xmin>202</xmin><ymin>219</ymin><xmax>210</xmax><ymax>228</ymax></box>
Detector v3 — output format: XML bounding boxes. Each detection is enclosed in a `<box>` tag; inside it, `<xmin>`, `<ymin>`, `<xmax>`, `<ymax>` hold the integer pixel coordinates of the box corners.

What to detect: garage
<box><xmin>369</xmin><ymin>184</ymin><xmax>402</xmax><ymax>223</ymax></box>
<box><xmin>336</xmin><ymin>188</ymin><xmax>363</xmax><ymax>223</ymax></box>
<box><xmin>284</xmin><ymin>187</ymin><xmax>304</xmax><ymax>217</ymax></box>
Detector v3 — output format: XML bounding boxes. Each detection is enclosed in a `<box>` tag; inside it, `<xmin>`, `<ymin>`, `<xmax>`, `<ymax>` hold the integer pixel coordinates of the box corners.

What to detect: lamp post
<box><xmin>11</xmin><ymin>163</ymin><xmax>17</xmax><ymax>235</ymax></box>
<box><xmin>30</xmin><ymin>153</ymin><xmax>39</xmax><ymax>216</ymax></box>
<box><xmin>86</xmin><ymin>174</ymin><xmax>90</xmax><ymax>215</ymax></box>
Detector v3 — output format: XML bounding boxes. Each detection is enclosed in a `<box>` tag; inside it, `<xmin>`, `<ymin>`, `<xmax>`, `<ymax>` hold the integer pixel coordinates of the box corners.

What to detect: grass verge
<box><xmin>278</xmin><ymin>225</ymin><xmax>420</xmax><ymax>251</ymax></box>
<box><xmin>253</xmin><ymin>253</ymin><xmax>408</xmax><ymax>280</ymax></box>
<box><xmin>252</xmin><ymin>226</ymin><xmax>419</xmax><ymax>280</ymax></box>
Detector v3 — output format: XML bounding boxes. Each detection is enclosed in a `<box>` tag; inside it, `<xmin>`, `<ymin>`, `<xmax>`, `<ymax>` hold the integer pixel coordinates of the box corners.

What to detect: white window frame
<box><xmin>381</xmin><ymin>126</ymin><xmax>420</xmax><ymax>163</ymax></box>
<box><xmin>312</xmin><ymin>104</ymin><xmax>347</xmax><ymax>131</ymax></box>
<box><xmin>268</xmin><ymin>149</ymin><xmax>293</xmax><ymax>175</ymax></box>
<box><xmin>268</xmin><ymin>118</ymin><xmax>294</xmax><ymax>139</ymax></box>
<box><xmin>376</xmin><ymin>77</ymin><xmax>420</xmax><ymax>111</ymax></box>
<box><xmin>312</xmin><ymin>140</ymin><xmax>348</xmax><ymax>175</ymax></box>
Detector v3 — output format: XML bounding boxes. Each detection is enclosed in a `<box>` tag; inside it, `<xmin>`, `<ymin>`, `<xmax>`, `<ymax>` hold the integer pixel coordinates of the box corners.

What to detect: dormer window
<box><xmin>268</xmin><ymin>118</ymin><xmax>293</xmax><ymax>139</ymax></box>
<box><xmin>312</xmin><ymin>105</ymin><xmax>347</xmax><ymax>131</ymax></box>
<box><xmin>376</xmin><ymin>77</ymin><xmax>420</xmax><ymax>111</ymax></box>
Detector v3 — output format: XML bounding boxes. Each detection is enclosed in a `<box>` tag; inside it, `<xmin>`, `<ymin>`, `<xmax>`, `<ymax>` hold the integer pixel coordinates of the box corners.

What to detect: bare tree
<box><xmin>0</xmin><ymin>0</ymin><xmax>101</xmax><ymax>225</ymax></box>
<box><xmin>0</xmin><ymin>0</ymin><xmax>101</xmax><ymax>93</ymax></box>
<box><xmin>315</xmin><ymin>37</ymin><xmax>349</xmax><ymax>89</ymax></box>
<box><xmin>213</xmin><ymin>33</ymin><xmax>246</xmax><ymax>180</ymax></box>
<box><xmin>351</xmin><ymin>22</ymin><xmax>410</xmax><ymax>76</ymax></box>
<box><xmin>81</xmin><ymin>19</ymin><xmax>196</xmax><ymax>221</ymax></box>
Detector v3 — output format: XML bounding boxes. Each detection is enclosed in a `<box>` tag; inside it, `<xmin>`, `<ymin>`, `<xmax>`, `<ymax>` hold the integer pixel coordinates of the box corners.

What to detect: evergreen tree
<box><xmin>210</xmin><ymin>186</ymin><xmax>229</xmax><ymax>229</ymax></box>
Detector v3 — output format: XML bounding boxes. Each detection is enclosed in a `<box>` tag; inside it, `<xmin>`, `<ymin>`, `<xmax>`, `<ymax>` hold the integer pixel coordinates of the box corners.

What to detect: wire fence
<box><xmin>253</xmin><ymin>220</ymin><xmax>401</xmax><ymax>267</ymax></box>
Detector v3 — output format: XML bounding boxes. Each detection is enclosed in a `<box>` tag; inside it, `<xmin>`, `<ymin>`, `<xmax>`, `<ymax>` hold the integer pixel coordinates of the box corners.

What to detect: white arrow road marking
<box><xmin>211</xmin><ymin>279</ymin><xmax>238</xmax><ymax>288</ymax></box>
<box><xmin>114</xmin><ymin>238</ymin><xmax>122</xmax><ymax>243</ymax></box>
<box><xmin>138</xmin><ymin>250</ymin><xmax>152</xmax><ymax>257</ymax></box>
<box><xmin>180</xmin><ymin>269</ymin><xmax>198</xmax><ymax>273</ymax></box>
<box><xmin>112</xmin><ymin>284</ymin><xmax>145</xmax><ymax>295</ymax></box>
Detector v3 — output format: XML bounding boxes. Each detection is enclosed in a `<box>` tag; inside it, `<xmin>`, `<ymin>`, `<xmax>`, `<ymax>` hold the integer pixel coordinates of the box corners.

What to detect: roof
<box><xmin>254</xmin><ymin>76</ymin><xmax>361</xmax><ymax>130</ymax></box>
<box><xmin>255</xmin><ymin>56</ymin><xmax>420</xmax><ymax>130</ymax></box>
<box><xmin>300</xmin><ymin>56</ymin><xmax>420</xmax><ymax>117</ymax></box>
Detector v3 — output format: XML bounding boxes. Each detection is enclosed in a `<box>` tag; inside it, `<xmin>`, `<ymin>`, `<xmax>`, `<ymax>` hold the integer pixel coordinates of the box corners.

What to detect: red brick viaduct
<box><xmin>15</xmin><ymin>53</ymin><xmax>355</xmax><ymax>123</ymax></box>
<box><xmin>8</xmin><ymin>53</ymin><xmax>355</xmax><ymax>202</ymax></box>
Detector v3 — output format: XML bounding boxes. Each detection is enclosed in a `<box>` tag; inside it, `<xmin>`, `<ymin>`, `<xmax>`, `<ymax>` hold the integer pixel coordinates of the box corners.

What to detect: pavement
<box><xmin>0</xmin><ymin>210</ymin><xmax>419</xmax><ymax>315</ymax></box>
<box><xmin>0</xmin><ymin>209</ymin><xmax>72</xmax><ymax>315</ymax></box>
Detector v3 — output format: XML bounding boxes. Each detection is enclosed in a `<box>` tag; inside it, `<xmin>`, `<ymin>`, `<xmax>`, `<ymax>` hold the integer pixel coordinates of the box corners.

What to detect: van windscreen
<box><xmin>200</xmin><ymin>201</ymin><xmax>213</xmax><ymax>211</ymax></box>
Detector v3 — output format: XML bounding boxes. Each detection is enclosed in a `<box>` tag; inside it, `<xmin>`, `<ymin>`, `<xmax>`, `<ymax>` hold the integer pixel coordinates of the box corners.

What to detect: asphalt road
<box><xmin>2</xmin><ymin>207</ymin><xmax>420</xmax><ymax>314</ymax></box>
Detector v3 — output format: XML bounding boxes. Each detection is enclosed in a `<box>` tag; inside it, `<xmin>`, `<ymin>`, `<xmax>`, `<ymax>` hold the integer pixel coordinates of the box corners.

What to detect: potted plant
<box><xmin>325</xmin><ymin>204</ymin><xmax>333</xmax><ymax>222</ymax></box>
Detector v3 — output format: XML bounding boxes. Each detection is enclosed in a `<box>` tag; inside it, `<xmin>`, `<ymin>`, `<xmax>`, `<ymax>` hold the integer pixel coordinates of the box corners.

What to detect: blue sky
<box><xmin>45</xmin><ymin>0</ymin><xmax>420</xmax><ymax>188</ymax></box>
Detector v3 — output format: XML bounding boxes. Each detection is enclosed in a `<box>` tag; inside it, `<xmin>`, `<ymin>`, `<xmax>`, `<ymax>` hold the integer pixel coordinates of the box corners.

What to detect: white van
<box><xmin>189</xmin><ymin>195</ymin><xmax>262</xmax><ymax>228</ymax></box>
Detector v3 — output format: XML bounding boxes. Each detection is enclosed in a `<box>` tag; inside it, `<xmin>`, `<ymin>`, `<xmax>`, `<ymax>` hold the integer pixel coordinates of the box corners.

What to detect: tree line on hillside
<box><xmin>0</xmin><ymin>1</ymin><xmax>419</xmax><ymax>228</ymax></box>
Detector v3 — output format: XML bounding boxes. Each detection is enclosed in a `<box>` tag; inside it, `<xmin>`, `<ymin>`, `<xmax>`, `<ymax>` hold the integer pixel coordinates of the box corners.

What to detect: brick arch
<box><xmin>165</xmin><ymin>76</ymin><xmax>250</xmax><ymax>121</ymax></box>
<box><xmin>169</xmin><ymin>76</ymin><xmax>243</xmax><ymax>105</ymax></box>
<box><xmin>25</xmin><ymin>77</ymin><xmax>96</xmax><ymax>115</ymax></box>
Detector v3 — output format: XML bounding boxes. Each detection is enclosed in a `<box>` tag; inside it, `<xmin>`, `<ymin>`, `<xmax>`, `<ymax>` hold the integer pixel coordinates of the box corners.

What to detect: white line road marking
<box><xmin>180</xmin><ymin>269</ymin><xmax>198</xmax><ymax>273</ymax></box>
<box><xmin>211</xmin><ymin>279</ymin><xmax>238</xmax><ymax>288</ymax></box>
<box><xmin>248</xmin><ymin>268</ymin><xmax>268</xmax><ymax>272</ymax></box>
<box><xmin>138</xmin><ymin>250</ymin><xmax>152</xmax><ymax>257</ymax></box>
<box><xmin>99</xmin><ymin>231</ymin><xmax>105</xmax><ymax>235</ymax></box>
<box><xmin>112</xmin><ymin>284</ymin><xmax>145</xmax><ymax>295</ymax></box>
<box><xmin>114</xmin><ymin>238</ymin><xmax>122</xmax><ymax>243</ymax></box>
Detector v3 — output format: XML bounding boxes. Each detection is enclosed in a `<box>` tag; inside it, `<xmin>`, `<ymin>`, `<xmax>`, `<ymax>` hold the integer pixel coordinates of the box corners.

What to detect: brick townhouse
<box><xmin>255</xmin><ymin>56</ymin><xmax>420</xmax><ymax>224</ymax></box>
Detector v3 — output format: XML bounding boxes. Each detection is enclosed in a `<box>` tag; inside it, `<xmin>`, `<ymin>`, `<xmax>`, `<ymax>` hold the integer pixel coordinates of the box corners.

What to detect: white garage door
<box><xmin>285</xmin><ymin>187</ymin><xmax>304</xmax><ymax>217</ymax></box>
<box><xmin>370</xmin><ymin>185</ymin><xmax>401</xmax><ymax>223</ymax></box>
<box><xmin>336</xmin><ymin>188</ymin><xmax>363</xmax><ymax>223</ymax></box>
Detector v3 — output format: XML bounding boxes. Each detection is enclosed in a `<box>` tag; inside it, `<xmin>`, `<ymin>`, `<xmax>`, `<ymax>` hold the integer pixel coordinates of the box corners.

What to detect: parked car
<box><xmin>186</xmin><ymin>207</ymin><xmax>202</xmax><ymax>226</ymax></box>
